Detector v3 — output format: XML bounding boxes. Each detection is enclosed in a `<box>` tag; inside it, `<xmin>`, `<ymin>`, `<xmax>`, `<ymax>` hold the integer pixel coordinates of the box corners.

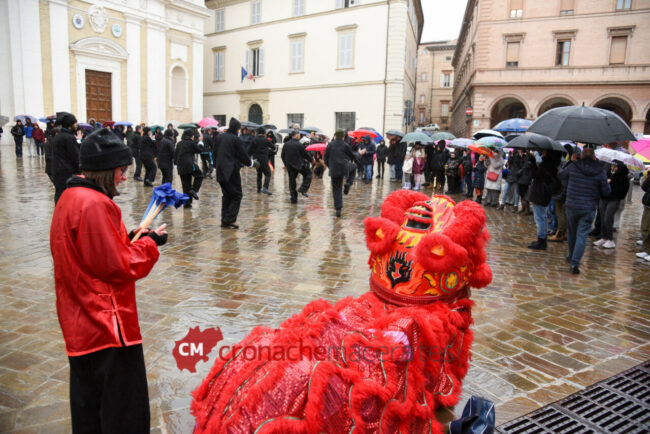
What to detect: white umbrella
<box><xmin>595</xmin><ymin>148</ymin><xmax>644</xmax><ymax>171</ymax></box>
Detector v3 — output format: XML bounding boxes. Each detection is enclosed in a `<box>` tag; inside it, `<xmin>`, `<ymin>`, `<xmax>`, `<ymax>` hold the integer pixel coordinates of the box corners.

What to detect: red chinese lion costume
<box><xmin>191</xmin><ymin>191</ymin><xmax>491</xmax><ymax>433</ymax></box>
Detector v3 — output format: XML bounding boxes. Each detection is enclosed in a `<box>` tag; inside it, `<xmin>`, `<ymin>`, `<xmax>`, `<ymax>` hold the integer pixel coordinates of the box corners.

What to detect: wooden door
<box><xmin>85</xmin><ymin>70</ymin><xmax>112</xmax><ymax>123</ymax></box>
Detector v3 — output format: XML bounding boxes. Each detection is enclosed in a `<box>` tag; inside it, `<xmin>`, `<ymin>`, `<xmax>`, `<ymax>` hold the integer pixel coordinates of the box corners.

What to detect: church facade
<box><xmin>0</xmin><ymin>0</ymin><xmax>210</xmax><ymax>125</ymax></box>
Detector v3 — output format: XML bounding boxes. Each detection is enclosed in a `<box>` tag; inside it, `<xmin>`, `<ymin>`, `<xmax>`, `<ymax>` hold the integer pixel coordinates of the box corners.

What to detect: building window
<box><xmin>170</xmin><ymin>65</ymin><xmax>187</xmax><ymax>107</ymax></box>
<box><xmin>559</xmin><ymin>0</ymin><xmax>574</xmax><ymax>15</ymax></box>
<box><xmin>215</xmin><ymin>9</ymin><xmax>225</xmax><ymax>32</ymax></box>
<box><xmin>616</xmin><ymin>0</ymin><xmax>631</xmax><ymax>10</ymax></box>
<box><xmin>246</xmin><ymin>47</ymin><xmax>265</xmax><ymax>76</ymax></box>
<box><xmin>506</xmin><ymin>41</ymin><xmax>520</xmax><ymax>67</ymax></box>
<box><xmin>421</xmin><ymin>72</ymin><xmax>427</xmax><ymax>81</ymax></box>
<box><xmin>338</xmin><ymin>32</ymin><xmax>354</xmax><ymax>69</ymax></box>
<box><xmin>420</xmin><ymin>95</ymin><xmax>425</xmax><ymax>104</ymax></box>
<box><xmin>556</xmin><ymin>40</ymin><xmax>570</xmax><ymax>66</ymax></box>
<box><xmin>213</xmin><ymin>50</ymin><xmax>225</xmax><ymax>80</ymax></box>
<box><xmin>441</xmin><ymin>102</ymin><xmax>449</xmax><ymax>117</ymax></box>
<box><xmin>609</xmin><ymin>36</ymin><xmax>627</xmax><ymax>64</ymax></box>
<box><xmin>446</xmin><ymin>56</ymin><xmax>451</xmax><ymax>61</ymax></box>
<box><xmin>441</xmin><ymin>73</ymin><xmax>451</xmax><ymax>87</ymax></box>
<box><xmin>293</xmin><ymin>0</ymin><xmax>304</xmax><ymax>16</ymax></box>
<box><xmin>335</xmin><ymin>112</ymin><xmax>355</xmax><ymax>131</ymax></box>
<box><xmin>509</xmin><ymin>0</ymin><xmax>523</xmax><ymax>18</ymax></box>
<box><xmin>290</xmin><ymin>39</ymin><xmax>304</xmax><ymax>73</ymax></box>
<box><xmin>251</xmin><ymin>0</ymin><xmax>261</xmax><ymax>24</ymax></box>
<box><xmin>213</xmin><ymin>115</ymin><xmax>226</xmax><ymax>126</ymax></box>
<box><xmin>419</xmin><ymin>110</ymin><xmax>425</xmax><ymax>124</ymax></box>
<box><xmin>336</xmin><ymin>0</ymin><xmax>360</xmax><ymax>8</ymax></box>
<box><xmin>287</xmin><ymin>113</ymin><xmax>304</xmax><ymax>128</ymax></box>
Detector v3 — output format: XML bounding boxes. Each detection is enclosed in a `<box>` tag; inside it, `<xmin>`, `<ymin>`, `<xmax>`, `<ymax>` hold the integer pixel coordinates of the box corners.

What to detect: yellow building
<box><xmin>0</xmin><ymin>0</ymin><xmax>210</xmax><ymax>125</ymax></box>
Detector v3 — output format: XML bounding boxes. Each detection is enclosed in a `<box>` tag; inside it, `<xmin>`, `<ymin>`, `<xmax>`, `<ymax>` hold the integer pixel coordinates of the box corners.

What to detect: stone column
<box><xmin>191</xmin><ymin>34</ymin><xmax>205</xmax><ymax>121</ymax></box>
<box><xmin>125</xmin><ymin>14</ymin><xmax>142</xmax><ymax>123</ymax></box>
<box><xmin>49</xmin><ymin>0</ymin><xmax>71</xmax><ymax>113</ymax></box>
<box><xmin>145</xmin><ymin>19</ymin><xmax>167</xmax><ymax>124</ymax></box>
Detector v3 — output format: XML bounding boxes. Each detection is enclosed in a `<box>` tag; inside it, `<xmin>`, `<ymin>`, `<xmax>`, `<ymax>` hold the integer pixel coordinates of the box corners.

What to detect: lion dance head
<box><xmin>364</xmin><ymin>190</ymin><xmax>492</xmax><ymax>306</ymax></box>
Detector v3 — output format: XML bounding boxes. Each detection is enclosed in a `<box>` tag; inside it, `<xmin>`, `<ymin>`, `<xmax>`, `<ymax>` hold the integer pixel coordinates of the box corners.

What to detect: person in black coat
<box><xmin>430</xmin><ymin>141</ymin><xmax>450</xmax><ymax>190</ymax></box>
<box><xmin>157</xmin><ymin>129</ymin><xmax>175</xmax><ymax>185</ymax></box>
<box><xmin>166</xmin><ymin>123</ymin><xmax>179</xmax><ymax>144</ymax></box>
<box><xmin>266</xmin><ymin>130</ymin><xmax>278</xmax><ymax>170</ymax></box>
<box><xmin>324</xmin><ymin>129</ymin><xmax>358</xmax><ymax>217</ymax></box>
<box><xmin>472</xmin><ymin>155</ymin><xmax>487</xmax><ymax>204</ymax></box>
<box><xmin>240</xmin><ymin>127</ymin><xmax>254</xmax><ymax>155</ymax></box>
<box><xmin>281</xmin><ymin>130</ymin><xmax>313</xmax><ymax>204</ymax></box>
<box><xmin>526</xmin><ymin>151</ymin><xmax>560</xmax><ymax>250</ymax></box>
<box><xmin>517</xmin><ymin>150</ymin><xmax>535</xmax><ymax>215</ymax></box>
<box><xmin>596</xmin><ymin>160</ymin><xmax>629</xmax><ymax>248</ymax></box>
<box><xmin>51</xmin><ymin>112</ymin><xmax>80</xmax><ymax>203</ymax></box>
<box><xmin>200</xmin><ymin>130</ymin><xmax>214</xmax><ymax>179</ymax></box>
<box><xmin>140</xmin><ymin>127</ymin><xmax>157</xmax><ymax>187</ymax></box>
<box><xmin>359</xmin><ymin>135</ymin><xmax>376</xmax><ymax>184</ymax></box>
<box><xmin>45</xmin><ymin>125</ymin><xmax>59</xmax><ymax>184</ymax></box>
<box><xmin>461</xmin><ymin>149</ymin><xmax>473</xmax><ymax>197</ymax></box>
<box><xmin>11</xmin><ymin>120</ymin><xmax>24</xmax><ymax>158</ymax></box>
<box><xmin>214</xmin><ymin>118</ymin><xmax>254</xmax><ymax>229</ymax></box>
<box><xmin>129</xmin><ymin>126</ymin><xmax>143</xmax><ymax>181</ymax></box>
<box><xmin>174</xmin><ymin>129</ymin><xmax>204</xmax><ymax>208</ymax></box>
<box><xmin>250</xmin><ymin>127</ymin><xmax>275</xmax><ymax>195</ymax></box>
<box><xmin>375</xmin><ymin>139</ymin><xmax>388</xmax><ymax>179</ymax></box>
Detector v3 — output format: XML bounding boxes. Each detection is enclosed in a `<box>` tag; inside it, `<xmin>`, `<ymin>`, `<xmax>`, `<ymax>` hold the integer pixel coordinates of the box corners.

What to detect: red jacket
<box><xmin>50</xmin><ymin>179</ymin><xmax>160</xmax><ymax>356</ymax></box>
<box><xmin>32</xmin><ymin>127</ymin><xmax>45</xmax><ymax>143</ymax></box>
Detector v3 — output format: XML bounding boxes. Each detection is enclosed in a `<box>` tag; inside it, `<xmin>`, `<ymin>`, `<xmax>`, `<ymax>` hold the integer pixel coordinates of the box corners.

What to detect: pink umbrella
<box><xmin>306</xmin><ymin>143</ymin><xmax>327</xmax><ymax>153</ymax></box>
<box><xmin>630</xmin><ymin>138</ymin><xmax>650</xmax><ymax>160</ymax></box>
<box><xmin>198</xmin><ymin>117</ymin><xmax>219</xmax><ymax>128</ymax></box>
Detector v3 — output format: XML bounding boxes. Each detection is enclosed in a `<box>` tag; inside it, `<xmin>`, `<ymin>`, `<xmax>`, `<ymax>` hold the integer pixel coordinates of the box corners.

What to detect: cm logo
<box><xmin>178</xmin><ymin>342</ymin><xmax>204</xmax><ymax>356</ymax></box>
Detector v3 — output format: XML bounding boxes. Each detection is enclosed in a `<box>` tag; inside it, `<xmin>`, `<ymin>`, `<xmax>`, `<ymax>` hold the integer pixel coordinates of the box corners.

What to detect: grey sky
<box><xmin>420</xmin><ymin>0</ymin><xmax>468</xmax><ymax>43</ymax></box>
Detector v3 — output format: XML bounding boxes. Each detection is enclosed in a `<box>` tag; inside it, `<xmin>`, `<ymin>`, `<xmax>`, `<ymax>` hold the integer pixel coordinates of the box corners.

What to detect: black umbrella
<box><xmin>279</xmin><ymin>128</ymin><xmax>297</xmax><ymax>134</ymax></box>
<box><xmin>261</xmin><ymin>123</ymin><xmax>277</xmax><ymax>130</ymax></box>
<box><xmin>241</xmin><ymin>121</ymin><xmax>260</xmax><ymax>129</ymax></box>
<box><xmin>302</xmin><ymin>126</ymin><xmax>321</xmax><ymax>133</ymax></box>
<box><xmin>527</xmin><ymin>104</ymin><xmax>635</xmax><ymax>145</ymax></box>
<box><xmin>508</xmin><ymin>133</ymin><xmax>566</xmax><ymax>153</ymax></box>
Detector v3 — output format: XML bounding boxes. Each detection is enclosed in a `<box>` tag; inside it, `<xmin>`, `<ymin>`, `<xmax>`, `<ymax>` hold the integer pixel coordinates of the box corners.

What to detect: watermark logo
<box><xmin>172</xmin><ymin>327</ymin><xmax>223</xmax><ymax>373</ymax></box>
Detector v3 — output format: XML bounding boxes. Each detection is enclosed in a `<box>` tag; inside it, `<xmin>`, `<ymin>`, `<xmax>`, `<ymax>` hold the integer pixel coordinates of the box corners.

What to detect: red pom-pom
<box><xmin>469</xmin><ymin>262</ymin><xmax>492</xmax><ymax>288</ymax></box>
<box><xmin>363</xmin><ymin>217</ymin><xmax>400</xmax><ymax>255</ymax></box>
<box><xmin>415</xmin><ymin>233</ymin><xmax>468</xmax><ymax>273</ymax></box>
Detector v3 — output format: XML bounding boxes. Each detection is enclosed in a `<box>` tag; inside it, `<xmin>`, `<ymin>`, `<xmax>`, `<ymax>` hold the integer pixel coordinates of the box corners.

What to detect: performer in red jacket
<box><xmin>50</xmin><ymin>128</ymin><xmax>167</xmax><ymax>433</ymax></box>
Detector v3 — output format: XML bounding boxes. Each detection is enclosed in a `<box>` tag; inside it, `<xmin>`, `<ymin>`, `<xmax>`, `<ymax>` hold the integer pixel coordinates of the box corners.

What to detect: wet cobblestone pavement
<box><xmin>0</xmin><ymin>147</ymin><xmax>649</xmax><ymax>432</ymax></box>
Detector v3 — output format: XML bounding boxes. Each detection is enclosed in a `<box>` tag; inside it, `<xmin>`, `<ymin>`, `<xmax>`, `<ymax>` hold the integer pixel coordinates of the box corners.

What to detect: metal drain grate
<box><xmin>497</xmin><ymin>360</ymin><xmax>650</xmax><ymax>434</ymax></box>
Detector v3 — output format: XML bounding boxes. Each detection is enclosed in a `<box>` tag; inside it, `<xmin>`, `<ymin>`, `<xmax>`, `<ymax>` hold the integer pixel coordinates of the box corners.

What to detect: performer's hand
<box><xmin>145</xmin><ymin>224</ymin><xmax>168</xmax><ymax>246</ymax></box>
<box><xmin>129</xmin><ymin>227</ymin><xmax>151</xmax><ymax>240</ymax></box>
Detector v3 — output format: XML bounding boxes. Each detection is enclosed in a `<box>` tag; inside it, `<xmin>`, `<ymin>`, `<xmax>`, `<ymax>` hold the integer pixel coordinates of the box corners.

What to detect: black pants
<box><xmin>142</xmin><ymin>157</ymin><xmax>156</xmax><ymax>183</ymax></box>
<box><xmin>218</xmin><ymin>171</ymin><xmax>243</xmax><ymax>225</ymax></box>
<box><xmin>36</xmin><ymin>142</ymin><xmax>45</xmax><ymax>155</ymax></box>
<box><xmin>14</xmin><ymin>137</ymin><xmax>23</xmax><ymax>157</ymax></box>
<box><xmin>256</xmin><ymin>161</ymin><xmax>271</xmax><ymax>191</ymax></box>
<box><xmin>69</xmin><ymin>344</ymin><xmax>149</xmax><ymax>434</ymax></box>
<box><xmin>160</xmin><ymin>166</ymin><xmax>173</xmax><ymax>185</ymax></box>
<box><xmin>434</xmin><ymin>169</ymin><xmax>445</xmax><ymax>189</ymax></box>
<box><xmin>376</xmin><ymin>160</ymin><xmax>385</xmax><ymax>178</ymax></box>
<box><xmin>180</xmin><ymin>167</ymin><xmax>203</xmax><ymax>205</ymax></box>
<box><xmin>599</xmin><ymin>199</ymin><xmax>620</xmax><ymax>240</ymax></box>
<box><xmin>201</xmin><ymin>156</ymin><xmax>213</xmax><ymax>177</ymax></box>
<box><xmin>130</xmin><ymin>150</ymin><xmax>142</xmax><ymax>178</ymax></box>
<box><xmin>287</xmin><ymin>166</ymin><xmax>312</xmax><ymax>201</ymax></box>
<box><xmin>447</xmin><ymin>175</ymin><xmax>460</xmax><ymax>194</ymax></box>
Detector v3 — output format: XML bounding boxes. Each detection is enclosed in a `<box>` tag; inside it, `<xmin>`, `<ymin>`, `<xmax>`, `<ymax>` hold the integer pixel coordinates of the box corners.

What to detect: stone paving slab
<box><xmin>0</xmin><ymin>149</ymin><xmax>648</xmax><ymax>432</ymax></box>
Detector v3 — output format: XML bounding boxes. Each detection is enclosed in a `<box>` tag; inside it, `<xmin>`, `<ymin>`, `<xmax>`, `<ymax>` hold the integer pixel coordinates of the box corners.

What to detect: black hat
<box><xmin>80</xmin><ymin>128</ymin><xmax>133</xmax><ymax>171</ymax></box>
<box><xmin>256</xmin><ymin>127</ymin><xmax>265</xmax><ymax>135</ymax></box>
<box><xmin>55</xmin><ymin>111</ymin><xmax>77</xmax><ymax>129</ymax></box>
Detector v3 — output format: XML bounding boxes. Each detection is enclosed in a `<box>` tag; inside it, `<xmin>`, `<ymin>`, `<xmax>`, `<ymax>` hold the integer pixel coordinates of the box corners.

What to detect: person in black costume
<box><xmin>140</xmin><ymin>127</ymin><xmax>157</xmax><ymax>187</ymax></box>
<box><xmin>214</xmin><ymin>118</ymin><xmax>254</xmax><ymax>229</ymax></box>
<box><xmin>281</xmin><ymin>130</ymin><xmax>313</xmax><ymax>204</ymax></box>
<box><xmin>157</xmin><ymin>129</ymin><xmax>175</xmax><ymax>185</ymax></box>
<box><xmin>250</xmin><ymin>127</ymin><xmax>275</xmax><ymax>195</ymax></box>
<box><xmin>266</xmin><ymin>130</ymin><xmax>278</xmax><ymax>171</ymax></box>
<box><xmin>130</xmin><ymin>126</ymin><xmax>143</xmax><ymax>181</ymax></box>
<box><xmin>175</xmin><ymin>129</ymin><xmax>204</xmax><ymax>208</ymax></box>
<box><xmin>51</xmin><ymin>112</ymin><xmax>80</xmax><ymax>203</ymax></box>
<box><xmin>324</xmin><ymin>129</ymin><xmax>358</xmax><ymax>217</ymax></box>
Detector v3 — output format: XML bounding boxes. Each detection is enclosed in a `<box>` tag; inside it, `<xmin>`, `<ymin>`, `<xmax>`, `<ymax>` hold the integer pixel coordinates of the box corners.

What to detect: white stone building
<box><xmin>0</xmin><ymin>0</ymin><xmax>210</xmax><ymax>126</ymax></box>
<box><xmin>203</xmin><ymin>0</ymin><xmax>423</xmax><ymax>135</ymax></box>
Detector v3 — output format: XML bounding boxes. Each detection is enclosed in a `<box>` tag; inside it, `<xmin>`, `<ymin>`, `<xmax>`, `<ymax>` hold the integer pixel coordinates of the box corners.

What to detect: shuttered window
<box><xmin>290</xmin><ymin>39</ymin><xmax>304</xmax><ymax>73</ymax></box>
<box><xmin>609</xmin><ymin>36</ymin><xmax>627</xmax><ymax>64</ymax></box>
<box><xmin>338</xmin><ymin>32</ymin><xmax>354</xmax><ymax>68</ymax></box>
<box><xmin>213</xmin><ymin>50</ymin><xmax>225</xmax><ymax>81</ymax></box>
<box><xmin>506</xmin><ymin>42</ymin><xmax>520</xmax><ymax>67</ymax></box>
<box><xmin>509</xmin><ymin>0</ymin><xmax>523</xmax><ymax>17</ymax></box>
<box><xmin>560</xmin><ymin>0</ymin><xmax>574</xmax><ymax>15</ymax></box>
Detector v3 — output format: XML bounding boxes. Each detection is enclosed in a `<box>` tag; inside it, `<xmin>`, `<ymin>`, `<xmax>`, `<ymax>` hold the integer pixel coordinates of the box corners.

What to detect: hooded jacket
<box><xmin>559</xmin><ymin>158</ymin><xmax>611</xmax><ymax>210</ymax></box>
<box><xmin>430</xmin><ymin>144</ymin><xmax>449</xmax><ymax>171</ymax></box>
<box><xmin>604</xmin><ymin>161</ymin><xmax>630</xmax><ymax>201</ymax></box>
<box><xmin>359</xmin><ymin>137</ymin><xmax>376</xmax><ymax>165</ymax></box>
<box><xmin>157</xmin><ymin>130</ymin><xmax>176</xmax><ymax>169</ymax></box>
<box><xmin>52</xmin><ymin>127</ymin><xmax>81</xmax><ymax>187</ymax></box>
<box><xmin>214</xmin><ymin>118</ymin><xmax>252</xmax><ymax>182</ymax></box>
<box><xmin>175</xmin><ymin>129</ymin><xmax>203</xmax><ymax>175</ymax></box>
<box><xmin>50</xmin><ymin>176</ymin><xmax>159</xmax><ymax>356</ymax></box>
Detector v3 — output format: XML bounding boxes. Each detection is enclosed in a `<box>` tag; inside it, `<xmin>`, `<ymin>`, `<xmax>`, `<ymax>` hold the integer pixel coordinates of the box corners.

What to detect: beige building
<box><xmin>0</xmin><ymin>0</ymin><xmax>210</xmax><ymax>126</ymax></box>
<box><xmin>203</xmin><ymin>0</ymin><xmax>423</xmax><ymax>134</ymax></box>
<box><xmin>451</xmin><ymin>0</ymin><xmax>650</xmax><ymax>138</ymax></box>
<box><xmin>415</xmin><ymin>40</ymin><xmax>456</xmax><ymax>130</ymax></box>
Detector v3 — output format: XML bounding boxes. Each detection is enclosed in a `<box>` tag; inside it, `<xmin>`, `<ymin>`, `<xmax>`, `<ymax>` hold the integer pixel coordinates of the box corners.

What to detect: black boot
<box><xmin>527</xmin><ymin>237</ymin><xmax>547</xmax><ymax>250</ymax></box>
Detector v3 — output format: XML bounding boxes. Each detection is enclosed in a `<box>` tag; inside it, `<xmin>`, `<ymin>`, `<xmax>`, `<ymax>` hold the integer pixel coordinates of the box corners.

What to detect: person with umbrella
<box><xmin>375</xmin><ymin>139</ymin><xmax>388</xmax><ymax>179</ymax></box>
<box><xmin>359</xmin><ymin>135</ymin><xmax>376</xmax><ymax>184</ymax></box>
<box><xmin>472</xmin><ymin>154</ymin><xmax>487</xmax><ymax>203</ymax></box>
<box><xmin>214</xmin><ymin>118</ymin><xmax>255</xmax><ymax>229</ymax></box>
<box><xmin>484</xmin><ymin>151</ymin><xmax>504</xmax><ymax>207</ymax></box>
<box><xmin>130</xmin><ymin>126</ymin><xmax>144</xmax><ymax>181</ymax></box>
<box><xmin>559</xmin><ymin>148</ymin><xmax>611</xmax><ymax>274</ymax></box>
<box><xmin>526</xmin><ymin>150</ymin><xmax>561</xmax><ymax>250</ymax></box>
<box><xmin>52</xmin><ymin>112</ymin><xmax>80</xmax><ymax>202</ymax></box>
<box><xmin>50</xmin><ymin>128</ymin><xmax>167</xmax><ymax>433</ymax></box>
<box><xmin>593</xmin><ymin>160</ymin><xmax>629</xmax><ymax>250</ymax></box>
<box><xmin>430</xmin><ymin>140</ymin><xmax>449</xmax><ymax>190</ymax></box>
<box><xmin>140</xmin><ymin>127</ymin><xmax>157</xmax><ymax>187</ymax></box>
<box><xmin>266</xmin><ymin>130</ymin><xmax>278</xmax><ymax>170</ymax></box>
<box><xmin>461</xmin><ymin>149</ymin><xmax>474</xmax><ymax>197</ymax></box>
<box><xmin>324</xmin><ymin>129</ymin><xmax>358</xmax><ymax>217</ymax></box>
<box><xmin>23</xmin><ymin>117</ymin><xmax>36</xmax><ymax>157</ymax></box>
<box><xmin>386</xmin><ymin>135</ymin><xmax>401</xmax><ymax>182</ymax></box>
<box><xmin>445</xmin><ymin>149</ymin><xmax>462</xmax><ymax>194</ymax></box>
<box><xmin>250</xmin><ymin>126</ymin><xmax>275</xmax><ymax>195</ymax></box>
<box><xmin>174</xmin><ymin>129</ymin><xmax>204</xmax><ymax>208</ymax></box>
<box><xmin>517</xmin><ymin>150</ymin><xmax>535</xmax><ymax>215</ymax></box>
<box><xmin>282</xmin><ymin>130</ymin><xmax>313</xmax><ymax>203</ymax></box>
<box><xmin>32</xmin><ymin>123</ymin><xmax>45</xmax><ymax>157</ymax></box>
<box><xmin>10</xmin><ymin>119</ymin><xmax>24</xmax><ymax>158</ymax></box>
<box><xmin>498</xmin><ymin>150</ymin><xmax>524</xmax><ymax>212</ymax></box>
<box><xmin>157</xmin><ymin>129</ymin><xmax>176</xmax><ymax>185</ymax></box>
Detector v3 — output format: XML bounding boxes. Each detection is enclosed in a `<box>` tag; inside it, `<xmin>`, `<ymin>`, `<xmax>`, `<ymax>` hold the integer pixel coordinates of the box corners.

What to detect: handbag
<box><xmin>486</xmin><ymin>171</ymin><xmax>499</xmax><ymax>182</ymax></box>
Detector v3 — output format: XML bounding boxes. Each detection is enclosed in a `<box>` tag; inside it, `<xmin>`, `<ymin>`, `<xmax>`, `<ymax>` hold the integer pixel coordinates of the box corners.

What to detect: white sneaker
<box><xmin>593</xmin><ymin>239</ymin><xmax>606</xmax><ymax>247</ymax></box>
<box><xmin>602</xmin><ymin>240</ymin><xmax>616</xmax><ymax>249</ymax></box>
<box><xmin>636</xmin><ymin>252</ymin><xmax>649</xmax><ymax>259</ymax></box>
<box><xmin>637</xmin><ymin>240</ymin><xmax>644</xmax><ymax>246</ymax></box>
